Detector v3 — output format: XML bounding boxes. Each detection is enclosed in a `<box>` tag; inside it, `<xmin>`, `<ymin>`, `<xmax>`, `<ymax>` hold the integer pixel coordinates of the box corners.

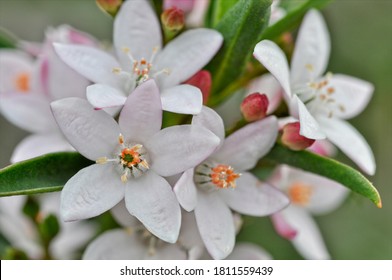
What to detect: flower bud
<box><xmin>281</xmin><ymin>122</ymin><xmax>315</xmax><ymax>151</ymax></box>
<box><xmin>96</xmin><ymin>0</ymin><xmax>123</xmax><ymax>17</ymax></box>
<box><xmin>184</xmin><ymin>70</ymin><xmax>211</xmax><ymax>104</ymax></box>
<box><xmin>240</xmin><ymin>93</ymin><xmax>269</xmax><ymax>122</ymax></box>
<box><xmin>161</xmin><ymin>7</ymin><xmax>185</xmax><ymax>33</ymax></box>
<box><xmin>164</xmin><ymin>0</ymin><xmax>195</xmax><ymax>13</ymax></box>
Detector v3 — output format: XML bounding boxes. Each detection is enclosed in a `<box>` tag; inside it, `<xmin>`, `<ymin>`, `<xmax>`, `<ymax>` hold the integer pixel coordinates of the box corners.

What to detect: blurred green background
<box><xmin>0</xmin><ymin>0</ymin><xmax>391</xmax><ymax>259</ymax></box>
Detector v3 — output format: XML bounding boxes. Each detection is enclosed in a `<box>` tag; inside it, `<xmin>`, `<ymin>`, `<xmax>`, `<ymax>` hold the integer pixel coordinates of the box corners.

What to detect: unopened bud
<box><xmin>161</xmin><ymin>7</ymin><xmax>185</xmax><ymax>33</ymax></box>
<box><xmin>281</xmin><ymin>122</ymin><xmax>315</xmax><ymax>151</ymax></box>
<box><xmin>184</xmin><ymin>70</ymin><xmax>211</xmax><ymax>104</ymax></box>
<box><xmin>96</xmin><ymin>0</ymin><xmax>123</xmax><ymax>17</ymax></box>
<box><xmin>240</xmin><ymin>93</ymin><xmax>269</xmax><ymax>122</ymax></box>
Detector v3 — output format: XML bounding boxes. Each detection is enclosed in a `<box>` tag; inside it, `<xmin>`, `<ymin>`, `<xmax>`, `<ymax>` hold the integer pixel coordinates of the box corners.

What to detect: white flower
<box><xmin>0</xmin><ymin>25</ymin><xmax>96</xmax><ymax>162</ymax></box>
<box><xmin>173</xmin><ymin>106</ymin><xmax>289</xmax><ymax>259</ymax></box>
<box><xmin>268</xmin><ymin>165</ymin><xmax>349</xmax><ymax>259</ymax></box>
<box><xmin>50</xmin><ymin>80</ymin><xmax>220</xmax><ymax>243</ymax></box>
<box><xmin>253</xmin><ymin>9</ymin><xmax>375</xmax><ymax>175</ymax></box>
<box><xmin>54</xmin><ymin>0</ymin><xmax>223</xmax><ymax>115</ymax></box>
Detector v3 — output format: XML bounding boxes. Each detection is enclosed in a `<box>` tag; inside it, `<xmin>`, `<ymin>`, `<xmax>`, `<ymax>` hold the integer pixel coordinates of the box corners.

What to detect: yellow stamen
<box><xmin>288</xmin><ymin>182</ymin><xmax>313</xmax><ymax>206</ymax></box>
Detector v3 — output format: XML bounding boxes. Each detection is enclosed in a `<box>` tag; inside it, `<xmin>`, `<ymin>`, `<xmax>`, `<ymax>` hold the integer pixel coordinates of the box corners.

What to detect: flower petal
<box><xmin>61</xmin><ymin>164</ymin><xmax>125</xmax><ymax>221</ymax></box>
<box><xmin>213</xmin><ymin>116</ymin><xmax>278</xmax><ymax>172</ymax></box>
<box><xmin>86</xmin><ymin>84</ymin><xmax>127</xmax><ymax>109</ymax></box>
<box><xmin>173</xmin><ymin>168</ymin><xmax>198</xmax><ymax>212</ymax></box>
<box><xmin>111</xmin><ymin>200</ymin><xmax>141</xmax><ymax>228</ymax></box>
<box><xmin>214</xmin><ymin>90</ymin><xmax>245</xmax><ymax>130</ymax></box>
<box><xmin>281</xmin><ymin>206</ymin><xmax>330</xmax><ymax>259</ymax></box>
<box><xmin>328</xmin><ymin>74</ymin><xmax>374</xmax><ymax>119</ymax></box>
<box><xmin>51</xmin><ymin>98</ymin><xmax>120</xmax><ymax>161</ymax></box>
<box><xmin>146</xmin><ymin>125</ymin><xmax>220</xmax><ymax>176</ymax></box>
<box><xmin>118</xmin><ymin>79</ymin><xmax>162</xmax><ymax>143</ymax></box>
<box><xmin>221</xmin><ymin>172</ymin><xmax>289</xmax><ymax>216</ymax></box>
<box><xmin>178</xmin><ymin>211</ymin><xmax>204</xmax><ymax>259</ymax></box>
<box><xmin>290</xmin><ymin>9</ymin><xmax>330</xmax><ymax>86</ymax></box>
<box><xmin>254</xmin><ymin>40</ymin><xmax>292</xmax><ymax>98</ymax></box>
<box><xmin>195</xmin><ymin>191</ymin><xmax>235</xmax><ymax>260</ymax></box>
<box><xmin>317</xmin><ymin>117</ymin><xmax>376</xmax><ymax>175</ymax></box>
<box><xmin>53</xmin><ymin>43</ymin><xmax>122</xmax><ymax>88</ymax></box>
<box><xmin>271</xmin><ymin>212</ymin><xmax>298</xmax><ymax>240</ymax></box>
<box><xmin>226</xmin><ymin>243</ymin><xmax>272</xmax><ymax>260</ymax></box>
<box><xmin>295</xmin><ymin>95</ymin><xmax>326</xmax><ymax>139</ymax></box>
<box><xmin>11</xmin><ymin>132</ymin><xmax>74</xmax><ymax>163</ymax></box>
<box><xmin>192</xmin><ymin>105</ymin><xmax>225</xmax><ymax>143</ymax></box>
<box><xmin>125</xmin><ymin>171</ymin><xmax>181</xmax><ymax>243</ymax></box>
<box><xmin>160</xmin><ymin>84</ymin><xmax>202</xmax><ymax>114</ymax></box>
<box><xmin>114</xmin><ymin>0</ymin><xmax>162</xmax><ymax>67</ymax></box>
<box><xmin>155</xmin><ymin>28</ymin><xmax>223</xmax><ymax>89</ymax></box>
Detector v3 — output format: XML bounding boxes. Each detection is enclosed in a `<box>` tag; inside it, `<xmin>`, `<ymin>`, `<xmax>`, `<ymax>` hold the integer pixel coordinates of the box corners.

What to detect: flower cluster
<box><xmin>0</xmin><ymin>0</ymin><xmax>377</xmax><ymax>260</ymax></box>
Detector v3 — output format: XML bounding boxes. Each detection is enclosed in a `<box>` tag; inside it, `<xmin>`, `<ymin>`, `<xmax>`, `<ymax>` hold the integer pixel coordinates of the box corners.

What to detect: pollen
<box><xmin>210</xmin><ymin>164</ymin><xmax>241</xmax><ymax>189</ymax></box>
<box><xmin>288</xmin><ymin>182</ymin><xmax>313</xmax><ymax>206</ymax></box>
<box><xmin>15</xmin><ymin>72</ymin><xmax>30</xmax><ymax>92</ymax></box>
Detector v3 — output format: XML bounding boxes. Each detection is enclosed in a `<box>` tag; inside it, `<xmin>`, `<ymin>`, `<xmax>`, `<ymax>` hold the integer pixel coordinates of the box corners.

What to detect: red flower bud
<box><xmin>96</xmin><ymin>0</ymin><xmax>123</xmax><ymax>16</ymax></box>
<box><xmin>281</xmin><ymin>122</ymin><xmax>315</xmax><ymax>151</ymax></box>
<box><xmin>161</xmin><ymin>7</ymin><xmax>185</xmax><ymax>32</ymax></box>
<box><xmin>184</xmin><ymin>70</ymin><xmax>211</xmax><ymax>104</ymax></box>
<box><xmin>240</xmin><ymin>93</ymin><xmax>269</xmax><ymax>122</ymax></box>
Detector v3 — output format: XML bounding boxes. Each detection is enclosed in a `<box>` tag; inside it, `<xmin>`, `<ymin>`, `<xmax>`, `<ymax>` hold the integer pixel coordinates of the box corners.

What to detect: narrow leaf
<box><xmin>0</xmin><ymin>28</ymin><xmax>17</xmax><ymax>48</ymax></box>
<box><xmin>263</xmin><ymin>143</ymin><xmax>382</xmax><ymax>208</ymax></box>
<box><xmin>206</xmin><ymin>0</ymin><xmax>272</xmax><ymax>104</ymax></box>
<box><xmin>205</xmin><ymin>0</ymin><xmax>238</xmax><ymax>28</ymax></box>
<box><xmin>0</xmin><ymin>152</ymin><xmax>92</xmax><ymax>197</ymax></box>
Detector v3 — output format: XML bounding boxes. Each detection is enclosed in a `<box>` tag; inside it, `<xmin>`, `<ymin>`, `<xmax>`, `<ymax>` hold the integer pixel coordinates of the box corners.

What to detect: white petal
<box><xmin>295</xmin><ymin>95</ymin><xmax>326</xmax><ymax>139</ymax></box>
<box><xmin>61</xmin><ymin>164</ymin><xmax>125</xmax><ymax>221</ymax></box>
<box><xmin>173</xmin><ymin>168</ymin><xmax>198</xmax><ymax>212</ymax></box>
<box><xmin>226</xmin><ymin>243</ymin><xmax>272</xmax><ymax>260</ymax></box>
<box><xmin>281</xmin><ymin>206</ymin><xmax>330</xmax><ymax>259</ymax></box>
<box><xmin>192</xmin><ymin>105</ymin><xmax>225</xmax><ymax>144</ymax></box>
<box><xmin>178</xmin><ymin>211</ymin><xmax>204</xmax><ymax>257</ymax></box>
<box><xmin>290</xmin><ymin>9</ymin><xmax>330</xmax><ymax>86</ymax></box>
<box><xmin>253</xmin><ymin>40</ymin><xmax>292</xmax><ymax>98</ymax></box>
<box><xmin>155</xmin><ymin>28</ymin><xmax>223</xmax><ymax>89</ymax></box>
<box><xmin>111</xmin><ymin>200</ymin><xmax>141</xmax><ymax>228</ymax></box>
<box><xmin>213</xmin><ymin>116</ymin><xmax>278</xmax><ymax>172</ymax></box>
<box><xmin>125</xmin><ymin>171</ymin><xmax>181</xmax><ymax>243</ymax></box>
<box><xmin>194</xmin><ymin>191</ymin><xmax>235</xmax><ymax>259</ymax></box>
<box><xmin>147</xmin><ymin>244</ymin><xmax>187</xmax><ymax>260</ymax></box>
<box><xmin>51</xmin><ymin>98</ymin><xmax>120</xmax><ymax>161</ymax></box>
<box><xmin>53</xmin><ymin>43</ymin><xmax>122</xmax><ymax>87</ymax></box>
<box><xmin>114</xmin><ymin>0</ymin><xmax>162</xmax><ymax>67</ymax></box>
<box><xmin>328</xmin><ymin>74</ymin><xmax>374</xmax><ymax>119</ymax></box>
<box><xmin>11</xmin><ymin>132</ymin><xmax>74</xmax><ymax>163</ymax></box>
<box><xmin>119</xmin><ymin>79</ymin><xmax>162</xmax><ymax>143</ymax></box>
<box><xmin>86</xmin><ymin>84</ymin><xmax>127</xmax><ymax>109</ymax></box>
<box><xmin>160</xmin><ymin>84</ymin><xmax>202</xmax><ymax>114</ymax></box>
<box><xmin>318</xmin><ymin>117</ymin><xmax>376</xmax><ymax>175</ymax></box>
<box><xmin>146</xmin><ymin>125</ymin><xmax>220</xmax><ymax>176</ymax></box>
<box><xmin>221</xmin><ymin>172</ymin><xmax>289</xmax><ymax>216</ymax></box>
<box><xmin>214</xmin><ymin>90</ymin><xmax>245</xmax><ymax>130</ymax></box>
<box><xmin>83</xmin><ymin>229</ymin><xmax>145</xmax><ymax>259</ymax></box>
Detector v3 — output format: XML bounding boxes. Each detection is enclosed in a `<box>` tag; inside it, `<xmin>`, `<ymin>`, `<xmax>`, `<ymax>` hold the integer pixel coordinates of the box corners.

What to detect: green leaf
<box><xmin>263</xmin><ymin>143</ymin><xmax>382</xmax><ymax>208</ymax></box>
<box><xmin>0</xmin><ymin>152</ymin><xmax>93</xmax><ymax>197</ymax></box>
<box><xmin>0</xmin><ymin>27</ymin><xmax>17</xmax><ymax>48</ymax></box>
<box><xmin>205</xmin><ymin>0</ymin><xmax>239</xmax><ymax>28</ymax></box>
<box><xmin>38</xmin><ymin>214</ymin><xmax>60</xmax><ymax>243</ymax></box>
<box><xmin>260</xmin><ymin>0</ymin><xmax>333</xmax><ymax>40</ymax></box>
<box><xmin>206</xmin><ymin>0</ymin><xmax>272</xmax><ymax>105</ymax></box>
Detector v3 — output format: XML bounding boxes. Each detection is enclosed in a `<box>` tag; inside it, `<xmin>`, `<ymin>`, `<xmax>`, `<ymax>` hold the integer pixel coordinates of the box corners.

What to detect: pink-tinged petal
<box><xmin>246</xmin><ymin>73</ymin><xmax>283</xmax><ymax>114</ymax></box>
<box><xmin>125</xmin><ymin>171</ymin><xmax>181</xmax><ymax>243</ymax></box>
<box><xmin>281</xmin><ymin>206</ymin><xmax>330</xmax><ymax>259</ymax></box>
<box><xmin>307</xmin><ymin>139</ymin><xmax>337</xmax><ymax>157</ymax></box>
<box><xmin>192</xmin><ymin>105</ymin><xmax>225</xmax><ymax>143</ymax></box>
<box><xmin>86</xmin><ymin>84</ymin><xmax>127</xmax><ymax>109</ymax></box>
<box><xmin>328</xmin><ymin>74</ymin><xmax>374</xmax><ymax>119</ymax></box>
<box><xmin>184</xmin><ymin>70</ymin><xmax>211</xmax><ymax>104</ymax></box>
<box><xmin>164</xmin><ymin>0</ymin><xmax>195</xmax><ymax>12</ymax></box>
<box><xmin>0</xmin><ymin>92</ymin><xmax>56</xmax><ymax>133</ymax></box>
<box><xmin>226</xmin><ymin>243</ymin><xmax>272</xmax><ymax>260</ymax></box>
<box><xmin>213</xmin><ymin>116</ymin><xmax>278</xmax><ymax>172</ymax></box>
<box><xmin>221</xmin><ymin>172</ymin><xmax>289</xmax><ymax>216</ymax></box>
<box><xmin>119</xmin><ymin>79</ymin><xmax>162</xmax><ymax>142</ymax></box>
<box><xmin>83</xmin><ymin>229</ymin><xmax>145</xmax><ymax>259</ymax></box>
<box><xmin>160</xmin><ymin>84</ymin><xmax>202</xmax><ymax>114</ymax></box>
<box><xmin>155</xmin><ymin>28</ymin><xmax>223</xmax><ymax>89</ymax></box>
<box><xmin>61</xmin><ymin>164</ymin><xmax>125</xmax><ymax>221</ymax></box>
<box><xmin>295</xmin><ymin>95</ymin><xmax>326</xmax><ymax>139</ymax></box>
<box><xmin>290</xmin><ymin>9</ymin><xmax>330</xmax><ymax>86</ymax></box>
<box><xmin>195</xmin><ymin>191</ymin><xmax>235</xmax><ymax>259</ymax></box>
<box><xmin>186</xmin><ymin>0</ymin><xmax>209</xmax><ymax>27</ymax></box>
<box><xmin>11</xmin><ymin>132</ymin><xmax>74</xmax><ymax>163</ymax></box>
<box><xmin>53</xmin><ymin>43</ymin><xmax>122</xmax><ymax>87</ymax></box>
<box><xmin>51</xmin><ymin>98</ymin><xmax>120</xmax><ymax>161</ymax></box>
<box><xmin>317</xmin><ymin>117</ymin><xmax>376</xmax><ymax>175</ymax></box>
<box><xmin>146</xmin><ymin>125</ymin><xmax>220</xmax><ymax>176</ymax></box>
<box><xmin>254</xmin><ymin>40</ymin><xmax>292</xmax><ymax>98</ymax></box>
<box><xmin>114</xmin><ymin>0</ymin><xmax>162</xmax><ymax>67</ymax></box>
<box><xmin>271</xmin><ymin>212</ymin><xmax>298</xmax><ymax>240</ymax></box>
<box><xmin>111</xmin><ymin>200</ymin><xmax>141</xmax><ymax>228</ymax></box>
<box><xmin>174</xmin><ymin>168</ymin><xmax>198</xmax><ymax>211</ymax></box>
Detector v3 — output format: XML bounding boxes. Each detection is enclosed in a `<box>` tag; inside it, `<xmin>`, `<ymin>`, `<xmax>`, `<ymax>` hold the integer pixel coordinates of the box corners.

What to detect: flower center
<box><xmin>96</xmin><ymin>134</ymin><xmax>149</xmax><ymax>183</ymax></box>
<box><xmin>194</xmin><ymin>160</ymin><xmax>241</xmax><ymax>192</ymax></box>
<box><xmin>14</xmin><ymin>72</ymin><xmax>30</xmax><ymax>92</ymax></box>
<box><xmin>288</xmin><ymin>182</ymin><xmax>313</xmax><ymax>206</ymax></box>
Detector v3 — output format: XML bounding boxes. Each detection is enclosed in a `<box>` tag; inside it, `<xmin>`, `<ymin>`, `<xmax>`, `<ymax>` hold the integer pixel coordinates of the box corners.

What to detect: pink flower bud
<box><xmin>184</xmin><ymin>70</ymin><xmax>211</xmax><ymax>104</ymax></box>
<box><xmin>96</xmin><ymin>0</ymin><xmax>123</xmax><ymax>16</ymax></box>
<box><xmin>240</xmin><ymin>93</ymin><xmax>269</xmax><ymax>122</ymax></box>
<box><xmin>164</xmin><ymin>0</ymin><xmax>195</xmax><ymax>13</ymax></box>
<box><xmin>161</xmin><ymin>7</ymin><xmax>185</xmax><ymax>32</ymax></box>
<box><xmin>281</xmin><ymin>122</ymin><xmax>315</xmax><ymax>151</ymax></box>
